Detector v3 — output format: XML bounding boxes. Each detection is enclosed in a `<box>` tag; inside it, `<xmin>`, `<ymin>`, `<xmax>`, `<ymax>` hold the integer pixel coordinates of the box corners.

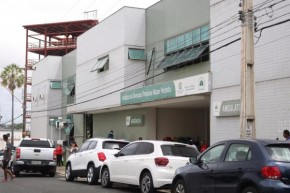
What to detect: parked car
<box><xmin>12</xmin><ymin>138</ymin><xmax>57</xmax><ymax>177</ymax></box>
<box><xmin>0</xmin><ymin>149</ymin><xmax>4</xmax><ymax>166</ymax></box>
<box><xmin>100</xmin><ymin>140</ymin><xmax>200</xmax><ymax>193</ymax></box>
<box><xmin>171</xmin><ymin>139</ymin><xmax>290</xmax><ymax>193</ymax></box>
<box><xmin>65</xmin><ymin>138</ymin><xmax>129</xmax><ymax>185</ymax></box>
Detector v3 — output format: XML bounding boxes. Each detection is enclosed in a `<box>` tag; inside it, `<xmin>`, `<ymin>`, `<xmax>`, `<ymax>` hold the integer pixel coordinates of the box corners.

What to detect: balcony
<box><xmin>25</xmin><ymin>111</ymin><xmax>31</xmax><ymax>119</ymax></box>
<box><xmin>27</xmin><ymin>77</ymin><xmax>32</xmax><ymax>85</ymax></box>
<box><xmin>26</xmin><ymin>93</ymin><xmax>31</xmax><ymax>102</ymax></box>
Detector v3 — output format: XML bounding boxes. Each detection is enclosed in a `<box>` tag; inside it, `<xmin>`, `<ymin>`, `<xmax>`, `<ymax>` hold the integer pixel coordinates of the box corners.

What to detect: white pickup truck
<box><xmin>12</xmin><ymin>138</ymin><xmax>57</xmax><ymax>177</ymax></box>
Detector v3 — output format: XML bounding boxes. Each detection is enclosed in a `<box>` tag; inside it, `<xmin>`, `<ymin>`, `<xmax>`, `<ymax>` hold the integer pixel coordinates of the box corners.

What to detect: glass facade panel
<box><xmin>128</xmin><ymin>48</ymin><xmax>146</xmax><ymax>60</ymax></box>
<box><xmin>50</xmin><ymin>81</ymin><xmax>62</xmax><ymax>89</ymax></box>
<box><xmin>201</xmin><ymin>25</ymin><xmax>210</xmax><ymax>42</ymax></box>
<box><xmin>164</xmin><ymin>24</ymin><xmax>209</xmax><ymax>54</ymax></box>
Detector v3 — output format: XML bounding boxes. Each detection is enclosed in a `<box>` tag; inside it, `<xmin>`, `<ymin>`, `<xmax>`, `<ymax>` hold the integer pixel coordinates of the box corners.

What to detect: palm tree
<box><xmin>0</xmin><ymin>64</ymin><xmax>24</xmax><ymax>146</ymax></box>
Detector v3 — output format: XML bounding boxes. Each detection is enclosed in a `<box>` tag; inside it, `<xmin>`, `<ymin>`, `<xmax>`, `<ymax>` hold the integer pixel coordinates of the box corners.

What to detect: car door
<box><xmin>82</xmin><ymin>140</ymin><xmax>98</xmax><ymax>170</ymax></box>
<box><xmin>110</xmin><ymin>142</ymin><xmax>140</xmax><ymax>183</ymax></box>
<box><xmin>188</xmin><ymin>144</ymin><xmax>225</xmax><ymax>193</ymax></box>
<box><xmin>126</xmin><ymin>142</ymin><xmax>154</xmax><ymax>185</ymax></box>
<box><xmin>215</xmin><ymin>142</ymin><xmax>252</xmax><ymax>193</ymax></box>
<box><xmin>72</xmin><ymin>140</ymin><xmax>91</xmax><ymax>171</ymax></box>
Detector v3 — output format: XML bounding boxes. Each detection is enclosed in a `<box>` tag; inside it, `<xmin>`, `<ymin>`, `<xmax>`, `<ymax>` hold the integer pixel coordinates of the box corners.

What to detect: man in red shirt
<box><xmin>55</xmin><ymin>144</ymin><xmax>63</xmax><ymax>167</ymax></box>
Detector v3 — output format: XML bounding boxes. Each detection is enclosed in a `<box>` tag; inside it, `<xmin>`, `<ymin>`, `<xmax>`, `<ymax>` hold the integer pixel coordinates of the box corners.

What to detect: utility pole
<box><xmin>240</xmin><ymin>0</ymin><xmax>256</xmax><ymax>139</ymax></box>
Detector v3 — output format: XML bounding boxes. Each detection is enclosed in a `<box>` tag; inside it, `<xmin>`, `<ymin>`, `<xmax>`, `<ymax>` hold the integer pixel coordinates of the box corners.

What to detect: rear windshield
<box><xmin>103</xmin><ymin>141</ymin><xmax>129</xmax><ymax>150</ymax></box>
<box><xmin>20</xmin><ymin>140</ymin><xmax>51</xmax><ymax>148</ymax></box>
<box><xmin>161</xmin><ymin>145</ymin><xmax>199</xmax><ymax>158</ymax></box>
<box><xmin>266</xmin><ymin>145</ymin><xmax>290</xmax><ymax>162</ymax></box>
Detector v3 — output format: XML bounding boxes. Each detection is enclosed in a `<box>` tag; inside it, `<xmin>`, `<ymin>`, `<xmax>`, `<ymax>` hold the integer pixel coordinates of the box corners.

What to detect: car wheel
<box><xmin>172</xmin><ymin>179</ymin><xmax>186</xmax><ymax>193</ymax></box>
<box><xmin>87</xmin><ymin>164</ymin><xmax>98</xmax><ymax>185</ymax></box>
<box><xmin>242</xmin><ymin>186</ymin><xmax>258</xmax><ymax>193</ymax></box>
<box><xmin>65</xmin><ymin>164</ymin><xmax>74</xmax><ymax>181</ymax></box>
<box><xmin>101</xmin><ymin>167</ymin><xmax>112</xmax><ymax>188</ymax></box>
<box><xmin>140</xmin><ymin>172</ymin><xmax>155</xmax><ymax>193</ymax></box>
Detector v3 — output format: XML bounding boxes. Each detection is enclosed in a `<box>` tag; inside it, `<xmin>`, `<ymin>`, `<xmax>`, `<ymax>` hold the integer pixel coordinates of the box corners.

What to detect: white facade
<box><xmin>210</xmin><ymin>0</ymin><xmax>290</xmax><ymax>144</ymax></box>
<box><xmin>68</xmin><ymin>7</ymin><xmax>146</xmax><ymax>114</ymax></box>
<box><xmin>31</xmin><ymin>56</ymin><xmax>63</xmax><ymax>139</ymax></box>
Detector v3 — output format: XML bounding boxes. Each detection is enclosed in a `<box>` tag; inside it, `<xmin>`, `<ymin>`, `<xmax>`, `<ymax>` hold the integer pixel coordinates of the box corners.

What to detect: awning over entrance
<box><xmin>158</xmin><ymin>44</ymin><xmax>208</xmax><ymax>69</ymax></box>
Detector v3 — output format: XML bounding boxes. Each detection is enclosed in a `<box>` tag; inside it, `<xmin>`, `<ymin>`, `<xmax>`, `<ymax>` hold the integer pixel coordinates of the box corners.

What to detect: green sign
<box><xmin>50</xmin><ymin>81</ymin><xmax>62</xmax><ymax>89</ymax></box>
<box><xmin>213</xmin><ymin>99</ymin><xmax>241</xmax><ymax>117</ymax></box>
<box><xmin>121</xmin><ymin>82</ymin><xmax>176</xmax><ymax>105</ymax></box>
<box><xmin>120</xmin><ymin>73</ymin><xmax>211</xmax><ymax>105</ymax></box>
<box><xmin>126</xmin><ymin>116</ymin><xmax>144</xmax><ymax>126</ymax></box>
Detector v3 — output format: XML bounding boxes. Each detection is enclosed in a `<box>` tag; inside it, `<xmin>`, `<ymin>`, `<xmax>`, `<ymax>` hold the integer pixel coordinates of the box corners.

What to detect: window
<box><xmin>119</xmin><ymin>143</ymin><xmax>139</xmax><ymax>156</ymax></box>
<box><xmin>136</xmin><ymin>142</ymin><xmax>154</xmax><ymax>154</ymax></box>
<box><xmin>266</xmin><ymin>144</ymin><xmax>290</xmax><ymax>162</ymax></box>
<box><xmin>103</xmin><ymin>141</ymin><xmax>129</xmax><ymax>150</ymax></box>
<box><xmin>79</xmin><ymin>141</ymin><xmax>91</xmax><ymax>152</ymax></box>
<box><xmin>20</xmin><ymin>140</ymin><xmax>51</xmax><ymax>148</ymax></box>
<box><xmin>63</xmin><ymin>82</ymin><xmax>75</xmax><ymax>96</ymax></box>
<box><xmin>50</xmin><ymin>81</ymin><xmax>62</xmax><ymax>89</ymax></box>
<box><xmin>200</xmin><ymin>144</ymin><xmax>225</xmax><ymax>164</ymax></box>
<box><xmin>161</xmin><ymin>145</ymin><xmax>199</xmax><ymax>158</ymax></box>
<box><xmin>224</xmin><ymin>144</ymin><xmax>251</xmax><ymax>162</ymax></box>
<box><xmin>88</xmin><ymin>141</ymin><xmax>97</xmax><ymax>150</ymax></box>
<box><xmin>128</xmin><ymin>48</ymin><xmax>146</xmax><ymax>61</ymax></box>
<box><xmin>164</xmin><ymin>24</ymin><xmax>209</xmax><ymax>54</ymax></box>
<box><xmin>158</xmin><ymin>44</ymin><xmax>209</xmax><ymax>69</ymax></box>
<box><xmin>90</xmin><ymin>56</ymin><xmax>109</xmax><ymax>73</ymax></box>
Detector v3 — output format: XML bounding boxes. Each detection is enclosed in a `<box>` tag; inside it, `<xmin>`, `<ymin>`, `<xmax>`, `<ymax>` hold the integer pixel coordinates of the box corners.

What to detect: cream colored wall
<box><xmin>93</xmin><ymin>108</ymin><xmax>156</xmax><ymax>141</ymax></box>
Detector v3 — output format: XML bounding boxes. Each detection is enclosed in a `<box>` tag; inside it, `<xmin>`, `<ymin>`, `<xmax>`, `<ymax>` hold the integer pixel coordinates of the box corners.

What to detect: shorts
<box><xmin>2</xmin><ymin>160</ymin><xmax>9</xmax><ymax>169</ymax></box>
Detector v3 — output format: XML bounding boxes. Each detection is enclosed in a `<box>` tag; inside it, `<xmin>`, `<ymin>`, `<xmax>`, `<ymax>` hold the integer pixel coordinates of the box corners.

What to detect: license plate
<box><xmin>31</xmin><ymin>161</ymin><xmax>41</xmax><ymax>165</ymax></box>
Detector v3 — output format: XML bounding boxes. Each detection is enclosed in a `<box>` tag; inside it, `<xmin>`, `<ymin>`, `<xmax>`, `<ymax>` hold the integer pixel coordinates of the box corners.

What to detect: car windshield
<box><xmin>161</xmin><ymin>144</ymin><xmax>199</xmax><ymax>157</ymax></box>
<box><xmin>266</xmin><ymin>144</ymin><xmax>290</xmax><ymax>162</ymax></box>
<box><xmin>20</xmin><ymin>140</ymin><xmax>51</xmax><ymax>148</ymax></box>
<box><xmin>103</xmin><ymin>141</ymin><xmax>129</xmax><ymax>150</ymax></box>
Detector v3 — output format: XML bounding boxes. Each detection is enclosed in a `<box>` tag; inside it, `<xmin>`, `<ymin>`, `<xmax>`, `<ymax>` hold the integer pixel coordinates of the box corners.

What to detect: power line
<box><xmin>0</xmin><ymin>114</ymin><xmax>23</xmax><ymax>125</ymax></box>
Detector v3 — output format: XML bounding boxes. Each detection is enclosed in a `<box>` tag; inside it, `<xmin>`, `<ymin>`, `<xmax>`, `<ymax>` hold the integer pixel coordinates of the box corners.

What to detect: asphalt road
<box><xmin>0</xmin><ymin>170</ymin><xmax>170</xmax><ymax>193</ymax></box>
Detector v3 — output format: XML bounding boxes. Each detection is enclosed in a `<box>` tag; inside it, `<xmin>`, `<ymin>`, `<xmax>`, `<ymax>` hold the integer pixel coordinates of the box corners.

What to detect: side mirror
<box><xmin>114</xmin><ymin>152</ymin><xmax>119</xmax><ymax>157</ymax></box>
<box><xmin>189</xmin><ymin>157</ymin><xmax>198</xmax><ymax>164</ymax></box>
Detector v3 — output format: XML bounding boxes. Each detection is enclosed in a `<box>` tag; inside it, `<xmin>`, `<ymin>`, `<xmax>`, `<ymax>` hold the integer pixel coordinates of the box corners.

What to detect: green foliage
<box><xmin>0</xmin><ymin>63</ymin><xmax>24</xmax><ymax>92</ymax></box>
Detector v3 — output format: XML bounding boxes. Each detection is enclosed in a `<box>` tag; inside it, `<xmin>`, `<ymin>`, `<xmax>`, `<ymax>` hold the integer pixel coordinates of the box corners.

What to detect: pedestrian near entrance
<box><xmin>1</xmin><ymin>134</ymin><xmax>15</xmax><ymax>183</ymax></box>
<box><xmin>55</xmin><ymin>144</ymin><xmax>63</xmax><ymax>166</ymax></box>
<box><xmin>107</xmin><ymin>130</ymin><xmax>114</xmax><ymax>139</ymax></box>
<box><xmin>283</xmin><ymin>130</ymin><xmax>290</xmax><ymax>141</ymax></box>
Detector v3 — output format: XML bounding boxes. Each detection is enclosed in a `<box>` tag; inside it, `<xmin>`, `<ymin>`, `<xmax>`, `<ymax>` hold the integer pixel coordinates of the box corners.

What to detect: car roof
<box><xmin>87</xmin><ymin>137</ymin><xmax>130</xmax><ymax>143</ymax></box>
<box><xmin>131</xmin><ymin>140</ymin><xmax>192</xmax><ymax>146</ymax></box>
<box><xmin>214</xmin><ymin>138</ymin><xmax>290</xmax><ymax>146</ymax></box>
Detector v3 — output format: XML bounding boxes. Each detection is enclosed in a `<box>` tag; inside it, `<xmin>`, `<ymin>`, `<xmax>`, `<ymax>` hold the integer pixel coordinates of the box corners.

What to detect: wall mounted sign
<box><xmin>213</xmin><ymin>99</ymin><xmax>241</xmax><ymax>117</ymax></box>
<box><xmin>126</xmin><ymin>116</ymin><xmax>144</xmax><ymax>127</ymax></box>
<box><xmin>121</xmin><ymin>73</ymin><xmax>211</xmax><ymax>105</ymax></box>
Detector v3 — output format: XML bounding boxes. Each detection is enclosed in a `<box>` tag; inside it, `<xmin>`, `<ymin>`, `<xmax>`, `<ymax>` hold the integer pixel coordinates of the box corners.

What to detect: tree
<box><xmin>0</xmin><ymin>63</ymin><xmax>24</xmax><ymax>146</ymax></box>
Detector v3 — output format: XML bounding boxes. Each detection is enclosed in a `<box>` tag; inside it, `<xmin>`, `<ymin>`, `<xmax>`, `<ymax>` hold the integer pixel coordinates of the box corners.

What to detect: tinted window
<box><xmin>20</xmin><ymin>140</ymin><xmax>51</xmax><ymax>148</ymax></box>
<box><xmin>79</xmin><ymin>141</ymin><xmax>91</xmax><ymax>152</ymax></box>
<box><xmin>136</xmin><ymin>142</ymin><xmax>154</xmax><ymax>154</ymax></box>
<box><xmin>200</xmin><ymin>144</ymin><xmax>225</xmax><ymax>164</ymax></box>
<box><xmin>161</xmin><ymin>145</ymin><xmax>199</xmax><ymax>157</ymax></box>
<box><xmin>119</xmin><ymin>143</ymin><xmax>139</xmax><ymax>156</ymax></box>
<box><xmin>224</xmin><ymin>143</ymin><xmax>251</xmax><ymax>162</ymax></box>
<box><xmin>88</xmin><ymin>141</ymin><xmax>97</xmax><ymax>150</ymax></box>
<box><xmin>103</xmin><ymin>141</ymin><xmax>129</xmax><ymax>150</ymax></box>
<box><xmin>266</xmin><ymin>145</ymin><xmax>290</xmax><ymax>162</ymax></box>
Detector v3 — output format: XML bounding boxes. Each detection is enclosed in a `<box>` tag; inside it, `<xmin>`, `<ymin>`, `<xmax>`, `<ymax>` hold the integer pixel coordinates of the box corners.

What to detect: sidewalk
<box><xmin>56</xmin><ymin>166</ymin><xmax>65</xmax><ymax>176</ymax></box>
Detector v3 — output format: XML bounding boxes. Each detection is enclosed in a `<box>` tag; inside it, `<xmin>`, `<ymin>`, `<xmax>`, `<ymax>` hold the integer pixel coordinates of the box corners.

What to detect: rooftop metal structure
<box><xmin>22</xmin><ymin>19</ymin><xmax>98</xmax><ymax>132</ymax></box>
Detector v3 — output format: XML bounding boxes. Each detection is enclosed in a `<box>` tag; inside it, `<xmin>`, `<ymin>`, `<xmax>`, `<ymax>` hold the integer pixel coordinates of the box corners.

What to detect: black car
<box><xmin>172</xmin><ymin>139</ymin><xmax>290</xmax><ymax>193</ymax></box>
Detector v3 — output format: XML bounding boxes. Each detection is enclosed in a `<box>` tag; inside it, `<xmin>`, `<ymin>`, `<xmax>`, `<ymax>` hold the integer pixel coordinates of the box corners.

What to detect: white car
<box><xmin>100</xmin><ymin>140</ymin><xmax>199</xmax><ymax>193</ymax></box>
<box><xmin>65</xmin><ymin>138</ymin><xmax>129</xmax><ymax>185</ymax></box>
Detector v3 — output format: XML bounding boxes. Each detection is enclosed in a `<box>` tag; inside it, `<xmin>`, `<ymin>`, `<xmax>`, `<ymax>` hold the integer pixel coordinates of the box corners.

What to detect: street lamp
<box><xmin>58</xmin><ymin>117</ymin><xmax>62</xmax><ymax>141</ymax></box>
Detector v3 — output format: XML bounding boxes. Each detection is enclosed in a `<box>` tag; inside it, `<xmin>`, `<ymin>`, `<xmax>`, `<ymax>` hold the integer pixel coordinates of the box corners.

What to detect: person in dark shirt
<box><xmin>107</xmin><ymin>130</ymin><xmax>114</xmax><ymax>139</ymax></box>
<box><xmin>2</xmin><ymin>134</ymin><xmax>15</xmax><ymax>183</ymax></box>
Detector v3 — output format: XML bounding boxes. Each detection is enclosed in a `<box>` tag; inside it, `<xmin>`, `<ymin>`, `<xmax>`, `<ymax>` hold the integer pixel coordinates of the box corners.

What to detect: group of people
<box><xmin>55</xmin><ymin>141</ymin><xmax>78</xmax><ymax>167</ymax></box>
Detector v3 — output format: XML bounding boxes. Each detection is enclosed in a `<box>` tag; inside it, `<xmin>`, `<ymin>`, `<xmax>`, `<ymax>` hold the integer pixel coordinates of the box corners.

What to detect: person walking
<box><xmin>55</xmin><ymin>144</ymin><xmax>63</xmax><ymax>167</ymax></box>
<box><xmin>69</xmin><ymin>142</ymin><xmax>78</xmax><ymax>154</ymax></box>
<box><xmin>283</xmin><ymin>130</ymin><xmax>290</xmax><ymax>141</ymax></box>
<box><xmin>2</xmin><ymin>134</ymin><xmax>15</xmax><ymax>183</ymax></box>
